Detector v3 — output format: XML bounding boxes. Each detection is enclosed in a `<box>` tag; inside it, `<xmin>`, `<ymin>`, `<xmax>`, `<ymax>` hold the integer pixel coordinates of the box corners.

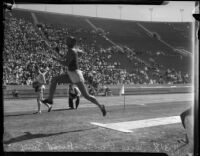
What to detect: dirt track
<box><xmin>3</xmin><ymin>93</ymin><xmax>193</xmax><ymax>155</ymax></box>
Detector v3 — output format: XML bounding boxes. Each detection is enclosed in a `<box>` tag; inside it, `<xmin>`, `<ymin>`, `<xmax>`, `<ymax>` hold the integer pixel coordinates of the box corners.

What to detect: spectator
<box><xmin>3</xmin><ymin>13</ymin><xmax>192</xmax><ymax>87</ymax></box>
<box><xmin>105</xmin><ymin>86</ymin><xmax>112</xmax><ymax>96</ymax></box>
<box><xmin>68</xmin><ymin>84</ymin><xmax>81</xmax><ymax>109</ymax></box>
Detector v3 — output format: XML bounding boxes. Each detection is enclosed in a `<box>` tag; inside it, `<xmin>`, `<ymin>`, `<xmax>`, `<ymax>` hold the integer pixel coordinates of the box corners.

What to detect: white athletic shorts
<box><xmin>67</xmin><ymin>70</ymin><xmax>85</xmax><ymax>84</ymax></box>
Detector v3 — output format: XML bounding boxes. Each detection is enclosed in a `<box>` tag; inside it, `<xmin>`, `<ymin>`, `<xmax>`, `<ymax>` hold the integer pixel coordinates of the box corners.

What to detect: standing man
<box><xmin>68</xmin><ymin>84</ymin><xmax>81</xmax><ymax>109</ymax></box>
<box><xmin>41</xmin><ymin>36</ymin><xmax>106</xmax><ymax>116</ymax></box>
<box><xmin>32</xmin><ymin>68</ymin><xmax>48</xmax><ymax>114</ymax></box>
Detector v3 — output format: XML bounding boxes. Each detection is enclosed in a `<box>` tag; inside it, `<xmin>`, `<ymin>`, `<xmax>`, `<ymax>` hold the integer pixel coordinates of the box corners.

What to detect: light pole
<box><xmin>44</xmin><ymin>5</ymin><xmax>47</xmax><ymax>11</ymax></box>
<box><xmin>118</xmin><ymin>5</ymin><xmax>122</xmax><ymax>20</ymax></box>
<box><xmin>180</xmin><ymin>9</ymin><xmax>184</xmax><ymax>22</ymax></box>
<box><xmin>149</xmin><ymin>8</ymin><xmax>153</xmax><ymax>21</ymax></box>
<box><xmin>95</xmin><ymin>5</ymin><xmax>98</xmax><ymax>17</ymax></box>
<box><xmin>71</xmin><ymin>5</ymin><xmax>74</xmax><ymax>15</ymax></box>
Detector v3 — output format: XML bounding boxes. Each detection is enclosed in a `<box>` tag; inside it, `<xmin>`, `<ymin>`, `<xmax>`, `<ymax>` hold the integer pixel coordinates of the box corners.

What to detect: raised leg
<box><xmin>76</xmin><ymin>82</ymin><xmax>106</xmax><ymax>116</ymax></box>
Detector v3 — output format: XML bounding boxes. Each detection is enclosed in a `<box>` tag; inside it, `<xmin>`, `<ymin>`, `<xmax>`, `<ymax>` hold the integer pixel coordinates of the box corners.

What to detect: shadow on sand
<box><xmin>4</xmin><ymin>108</ymin><xmax>75</xmax><ymax>117</ymax></box>
<box><xmin>4</xmin><ymin>127</ymin><xmax>98</xmax><ymax>145</ymax></box>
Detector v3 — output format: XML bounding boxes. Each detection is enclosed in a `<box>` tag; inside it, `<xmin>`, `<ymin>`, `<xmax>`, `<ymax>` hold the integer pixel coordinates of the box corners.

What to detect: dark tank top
<box><xmin>67</xmin><ymin>49</ymin><xmax>79</xmax><ymax>71</ymax></box>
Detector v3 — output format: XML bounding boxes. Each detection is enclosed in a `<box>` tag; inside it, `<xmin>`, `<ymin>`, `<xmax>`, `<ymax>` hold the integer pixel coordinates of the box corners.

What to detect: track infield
<box><xmin>3</xmin><ymin>93</ymin><xmax>193</xmax><ymax>155</ymax></box>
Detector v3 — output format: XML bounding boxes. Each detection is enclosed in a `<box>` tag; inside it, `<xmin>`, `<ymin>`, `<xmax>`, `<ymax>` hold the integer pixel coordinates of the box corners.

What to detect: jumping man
<box><xmin>42</xmin><ymin>36</ymin><xmax>106</xmax><ymax>116</ymax></box>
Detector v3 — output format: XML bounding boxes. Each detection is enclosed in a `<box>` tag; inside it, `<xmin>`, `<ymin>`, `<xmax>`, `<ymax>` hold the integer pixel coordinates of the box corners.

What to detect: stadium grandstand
<box><xmin>3</xmin><ymin>2</ymin><xmax>197</xmax><ymax>154</ymax></box>
<box><xmin>3</xmin><ymin>8</ymin><xmax>192</xmax><ymax>90</ymax></box>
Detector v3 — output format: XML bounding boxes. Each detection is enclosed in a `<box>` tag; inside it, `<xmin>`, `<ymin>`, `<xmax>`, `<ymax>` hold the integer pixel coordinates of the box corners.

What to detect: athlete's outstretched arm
<box><xmin>53</xmin><ymin>46</ymin><xmax>64</xmax><ymax>58</ymax></box>
<box><xmin>52</xmin><ymin>52</ymin><xmax>73</xmax><ymax>67</ymax></box>
<box><xmin>41</xmin><ymin>40</ymin><xmax>64</xmax><ymax>58</ymax></box>
<box><xmin>52</xmin><ymin>57</ymin><xmax>69</xmax><ymax>67</ymax></box>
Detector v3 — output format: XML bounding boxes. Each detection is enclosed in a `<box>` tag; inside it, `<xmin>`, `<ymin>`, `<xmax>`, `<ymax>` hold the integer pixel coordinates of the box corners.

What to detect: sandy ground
<box><xmin>3</xmin><ymin>93</ymin><xmax>193</xmax><ymax>155</ymax></box>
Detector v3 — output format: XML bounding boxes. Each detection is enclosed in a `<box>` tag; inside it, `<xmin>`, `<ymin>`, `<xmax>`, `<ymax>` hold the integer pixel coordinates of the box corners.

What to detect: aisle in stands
<box><xmin>3</xmin><ymin>10</ymin><xmax>192</xmax><ymax>92</ymax></box>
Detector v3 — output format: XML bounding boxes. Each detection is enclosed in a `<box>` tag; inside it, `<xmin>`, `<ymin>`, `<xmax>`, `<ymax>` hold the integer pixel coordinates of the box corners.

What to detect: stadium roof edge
<box><xmin>9</xmin><ymin>0</ymin><xmax>167</xmax><ymax>5</ymax></box>
<box><xmin>12</xmin><ymin>8</ymin><xmax>192</xmax><ymax>24</ymax></box>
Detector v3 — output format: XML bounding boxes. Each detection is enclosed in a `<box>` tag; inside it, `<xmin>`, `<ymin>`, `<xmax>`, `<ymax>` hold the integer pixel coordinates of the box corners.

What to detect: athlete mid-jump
<box><xmin>42</xmin><ymin>36</ymin><xmax>106</xmax><ymax>116</ymax></box>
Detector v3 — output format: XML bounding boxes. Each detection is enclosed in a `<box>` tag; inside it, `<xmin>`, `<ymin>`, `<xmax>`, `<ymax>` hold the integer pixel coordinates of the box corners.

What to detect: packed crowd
<box><xmin>3</xmin><ymin>14</ymin><xmax>191</xmax><ymax>90</ymax></box>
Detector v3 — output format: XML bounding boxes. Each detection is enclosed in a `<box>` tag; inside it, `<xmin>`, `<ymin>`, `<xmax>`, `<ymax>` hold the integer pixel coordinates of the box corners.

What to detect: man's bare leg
<box><xmin>42</xmin><ymin>73</ymin><xmax>71</xmax><ymax>111</ymax></box>
<box><xmin>76</xmin><ymin>82</ymin><xmax>106</xmax><ymax>116</ymax></box>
